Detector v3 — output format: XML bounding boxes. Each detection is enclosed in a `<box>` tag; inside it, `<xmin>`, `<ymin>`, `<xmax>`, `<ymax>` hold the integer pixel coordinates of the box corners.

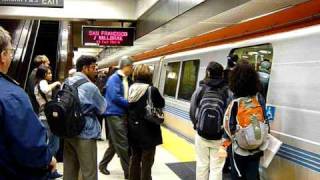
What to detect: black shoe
<box><xmin>99</xmin><ymin>167</ymin><xmax>110</xmax><ymax>175</ymax></box>
<box><xmin>124</xmin><ymin>174</ymin><xmax>128</xmax><ymax>179</ymax></box>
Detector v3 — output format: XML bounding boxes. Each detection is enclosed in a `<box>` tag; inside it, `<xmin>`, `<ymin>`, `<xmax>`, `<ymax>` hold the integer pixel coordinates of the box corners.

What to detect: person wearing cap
<box><xmin>100</xmin><ymin>56</ymin><xmax>133</xmax><ymax>179</ymax></box>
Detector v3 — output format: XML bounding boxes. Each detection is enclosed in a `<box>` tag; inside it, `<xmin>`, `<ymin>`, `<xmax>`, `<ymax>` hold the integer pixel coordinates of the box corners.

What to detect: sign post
<box><xmin>82</xmin><ymin>26</ymin><xmax>135</xmax><ymax>47</ymax></box>
<box><xmin>0</xmin><ymin>0</ymin><xmax>64</xmax><ymax>8</ymax></box>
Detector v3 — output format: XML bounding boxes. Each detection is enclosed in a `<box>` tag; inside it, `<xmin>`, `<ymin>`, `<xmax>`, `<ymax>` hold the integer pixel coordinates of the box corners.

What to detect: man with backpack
<box><xmin>60</xmin><ymin>55</ymin><xmax>106</xmax><ymax>180</ymax></box>
<box><xmin>190</xmin><ymin>61</ymin><xmax>231</xmax><ymax>180</ymax></box>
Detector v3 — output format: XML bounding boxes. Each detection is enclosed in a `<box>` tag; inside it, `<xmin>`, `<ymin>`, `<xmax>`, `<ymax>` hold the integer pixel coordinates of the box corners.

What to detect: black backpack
<box><xmin>196</xmin><ymin>85</ymin><xmax>228</xmax><ymax>140</ymax></box>
<box><xmin>44</xmin><ymin>78</ymin><xmax>88</xmax><ymax>138</ymax></box>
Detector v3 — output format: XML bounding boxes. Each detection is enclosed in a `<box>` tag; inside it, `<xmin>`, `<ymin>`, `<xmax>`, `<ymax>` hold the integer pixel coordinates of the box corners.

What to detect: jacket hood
<box><xmin>128</xmin><ymin>83</ymin><xmax>149</xmax><ymax>103</ymax></box>
<box><xmin>199</xmin><ymin>78</ymin><xmax>226</xmax><ymax>88</ymax></box>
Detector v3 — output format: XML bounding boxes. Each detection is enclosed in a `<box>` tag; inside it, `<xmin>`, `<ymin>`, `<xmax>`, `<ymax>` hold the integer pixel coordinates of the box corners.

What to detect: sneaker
<box><xmin>99</xmin><ymin>167</ymin><xmax>110</xmax><ymax>175</ymax></box>
<box><xmin>49</xmin><ymin>170</ymin><xmax>63</xmax><ymax>179</ymax></box>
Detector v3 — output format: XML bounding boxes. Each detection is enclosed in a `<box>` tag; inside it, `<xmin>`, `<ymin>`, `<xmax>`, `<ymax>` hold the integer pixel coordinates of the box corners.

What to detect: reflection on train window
<box><xmin>178</xmin><ymin>60</ymin><xmax>200</xmax><ymax>101</ymax></box>
<box><xmin>230</xmin><ymin>44</ymin><xmax>273</xmax><ymax>98</ymax></box>
<box><xmin>164</xmin><ymin>62</ymin><xmax>180</xmax><ymax>97</ymax></box>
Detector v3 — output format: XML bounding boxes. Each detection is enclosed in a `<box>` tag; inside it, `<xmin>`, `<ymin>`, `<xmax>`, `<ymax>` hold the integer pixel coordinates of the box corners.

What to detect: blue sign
<box><xmin>266</xmin><ymin>105</ymin><xmax>276</xmax><ymax>122</ymax></box>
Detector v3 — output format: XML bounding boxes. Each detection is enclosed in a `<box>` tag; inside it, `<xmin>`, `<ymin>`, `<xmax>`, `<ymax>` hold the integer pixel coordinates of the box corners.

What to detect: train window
<box><xmin>164</xmin><ymin>62</ymin><xmax>181</xmax><ymax>98</ymax></box>
<box><xmin>178</xmin><ymin>60</ymin><xmax>200</xmax><ymax>101</ymax></box>
<box><xmin>229</xmin><ymin>44</ymin><xmax>273</xmax><ymax>98</ymax></box>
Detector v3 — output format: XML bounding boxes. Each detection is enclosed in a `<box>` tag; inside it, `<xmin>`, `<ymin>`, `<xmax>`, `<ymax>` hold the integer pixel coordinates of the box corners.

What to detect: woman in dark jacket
<box><xmin>127</xmin><ymin>64</ymin><xmax>165</xmax><ymax>180</ymax></box>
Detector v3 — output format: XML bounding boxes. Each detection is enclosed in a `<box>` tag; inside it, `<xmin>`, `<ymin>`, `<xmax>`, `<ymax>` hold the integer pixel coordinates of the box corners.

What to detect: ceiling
<box><xmin>98</xmin><ymin>0</ymin><xmax>309</xmax><ymax>67</ymax></box>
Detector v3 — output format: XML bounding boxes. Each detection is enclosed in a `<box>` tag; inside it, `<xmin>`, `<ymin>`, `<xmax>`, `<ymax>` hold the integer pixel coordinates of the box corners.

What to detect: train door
<box><xmin>228</xmin><ymin>44</ymin><xmax>273</xmax><ymax>99</ymax></box>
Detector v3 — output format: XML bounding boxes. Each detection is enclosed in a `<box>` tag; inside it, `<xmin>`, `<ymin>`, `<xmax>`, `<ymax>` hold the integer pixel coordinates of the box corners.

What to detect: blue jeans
<box><xmin>41</xmin><ymin>120</ymin><xmax>60</xmax><ymax>156</ymax></box>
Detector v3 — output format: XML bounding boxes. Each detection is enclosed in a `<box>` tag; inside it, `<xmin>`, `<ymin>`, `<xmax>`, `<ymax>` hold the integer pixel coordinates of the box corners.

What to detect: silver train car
<box><xmin>134</xmin><ymin>24</ymin><xmax>320</xmax><ymax>179</ymax></box>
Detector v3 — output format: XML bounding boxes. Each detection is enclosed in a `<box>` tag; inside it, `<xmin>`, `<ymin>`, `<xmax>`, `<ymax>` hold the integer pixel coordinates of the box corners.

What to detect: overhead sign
<box><xmin>82</xmin><ymin>26</ymin><xmax>135</xmax><ymax>47</ymax></box>
<box><xmin>0</xmin><ymin>0</ymin><xmax>64</xmax><ymax>8</ymax></box>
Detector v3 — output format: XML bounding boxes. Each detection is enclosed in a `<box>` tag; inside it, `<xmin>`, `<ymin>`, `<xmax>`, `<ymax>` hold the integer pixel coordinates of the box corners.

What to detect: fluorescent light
<box><xmin>248</xmin><ymin>51</ymin><xmax>258</xmax><ymax>55</ymax></box>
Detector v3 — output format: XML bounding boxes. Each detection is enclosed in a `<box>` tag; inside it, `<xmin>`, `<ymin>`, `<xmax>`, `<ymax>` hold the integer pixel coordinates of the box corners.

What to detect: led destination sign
<box><xmin>82</xmin><ymin>26</ymin><xmax>135</xmax><ymax>47</ymax></box>
<box><xmin>0</xmin><ymin>0</ymin><xmax>64</xmax><ymax>8</ymax></box>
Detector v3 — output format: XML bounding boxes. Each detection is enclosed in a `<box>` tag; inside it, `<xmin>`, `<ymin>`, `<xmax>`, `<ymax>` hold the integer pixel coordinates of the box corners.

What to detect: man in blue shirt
<box><xmin>0</xmin><ymin>26</ymin><xmax>56</xmax><ymax>179</ymax></box>
<box><xmin>100</xmin><ymin>57</ymin><xmax>133</xmax><ymax>179</ymax></box>
<box><xmin>63</xmin><ymin>55</ymin><xmax>106</xmax><ymax>180</ymax></box>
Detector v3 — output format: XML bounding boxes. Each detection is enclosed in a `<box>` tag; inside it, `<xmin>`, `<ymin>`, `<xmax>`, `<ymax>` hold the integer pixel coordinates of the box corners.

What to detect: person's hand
<box><xmin>49</xmin><ymin>157</ymin><xmax>57</xmax><ymax>173</ymax></box>
<box><xmin>218</xmin><ymin>146</ymin><xmax>227</xmax><ymax>158</ymax></box>
<box><xmin>54</xmin><ymin>81</ymin><xmax>61</xmax><ymax>88</ymax></box>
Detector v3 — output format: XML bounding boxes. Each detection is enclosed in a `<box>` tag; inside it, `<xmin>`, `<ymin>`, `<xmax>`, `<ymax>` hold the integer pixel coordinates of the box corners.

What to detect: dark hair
<box><xmin>205</xmin><ymin>61</ymin><xmax>223</xmax><ymax>79</ymax></box>
<box><xmin>227</xmin><ymin>54</ymin><xmax>238</xmax><ymax>68</ymax></box>
<box><xmin>229</xmin><ymin>61</ymin><xmax>261</xmax><ymax>97</ymax></box>
<box><xmin>35</xmin><ymin>65</ymin><xmax>50</xmax><ymax>83</ymax></box>
<box><xmin>76</xmin><ymin>55</ymin><xmax>97</xmax><ymax>72</ymax></box>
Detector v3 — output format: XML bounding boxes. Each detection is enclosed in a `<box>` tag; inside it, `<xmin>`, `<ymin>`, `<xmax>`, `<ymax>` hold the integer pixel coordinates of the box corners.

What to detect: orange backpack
<box><xmin>224</xmin><ymin>94</ymin><xmax>268</xmax><ymax>150</ymax></box>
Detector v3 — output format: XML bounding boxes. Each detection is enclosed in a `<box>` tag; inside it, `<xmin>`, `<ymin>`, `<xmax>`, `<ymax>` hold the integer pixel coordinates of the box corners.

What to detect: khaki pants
<box><xmin>195</xmin><ymin>134</ymin><xmax>226</xmax><ymax>180</ymax></box>
<box><xmin>63</xmin><ymin>138</ymin><xmax>97</xmax><ymax>180</ymax></box>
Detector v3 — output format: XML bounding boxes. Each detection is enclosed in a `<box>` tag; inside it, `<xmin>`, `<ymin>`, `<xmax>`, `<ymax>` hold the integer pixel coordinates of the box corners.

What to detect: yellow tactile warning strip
<box><xmin>161</xmin><ymin>127</ymin><xmax>195</xmax><ymax>162</ymax></box>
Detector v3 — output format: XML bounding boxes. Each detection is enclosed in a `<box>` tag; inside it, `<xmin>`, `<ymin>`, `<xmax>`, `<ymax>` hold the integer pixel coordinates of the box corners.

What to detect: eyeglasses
<box><xmin>4</xmin><ymin>47</ymin><xmax>15</xmax><ymax>57</ymax></box>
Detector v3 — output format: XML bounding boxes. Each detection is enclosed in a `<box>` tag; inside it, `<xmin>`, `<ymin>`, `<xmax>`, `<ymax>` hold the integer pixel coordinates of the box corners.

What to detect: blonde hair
<box><xmin>0</xmin><ymin>26</ymin><xmax>11</xmax><ymax>52</ymax></box>
<box><xmin>34</xmin><ymin>55</ymin><xmax>49</xmax><ymax>67</ymax></box>
<box><xmin>133</xmin><ymin>64</ymin><xmax>152</xmax><ymax>83</ymax></box>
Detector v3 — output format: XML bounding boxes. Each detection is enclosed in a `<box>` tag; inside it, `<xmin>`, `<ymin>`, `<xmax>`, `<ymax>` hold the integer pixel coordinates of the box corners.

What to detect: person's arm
<box><xmin>2</xmin><ymin>91</ymin><xmax>52</xmax><ymax>169</ymax></box>
<box><xmin>39</xmin><ymin>80</ymin><xmax>60</xmax><ymax>94</ymax></box>
<box><xmin>107</xmin><ymin>77</ymin><xmax>128</xmax><ymax>108</ymax></box>
<box><xmin>92</xmin><ymin>85</ymin><xmax>107</xmax><ymax>115</ymax></box>
<box><xmin>151</xmin><ymin>86</ymin><xmax>165</xmax><ymax>108</ymax></box>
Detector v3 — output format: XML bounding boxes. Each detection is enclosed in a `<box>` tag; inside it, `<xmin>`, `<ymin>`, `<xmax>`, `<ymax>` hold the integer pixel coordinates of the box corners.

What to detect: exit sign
<box><xmin>0</xmin><ymin>0</ymin><xmax>64</xmax><ymax>8</ymax></box>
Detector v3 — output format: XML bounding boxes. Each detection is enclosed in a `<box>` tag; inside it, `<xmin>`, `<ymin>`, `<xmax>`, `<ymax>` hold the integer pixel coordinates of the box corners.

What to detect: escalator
<box><xmin>0</xmin><ymin>19</ymin><xmax>63</xmax><ymax>89</ymax></box>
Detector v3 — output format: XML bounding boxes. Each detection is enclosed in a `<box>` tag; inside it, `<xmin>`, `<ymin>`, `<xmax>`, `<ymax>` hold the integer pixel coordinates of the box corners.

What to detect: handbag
<box><xmin>144</xmin><ymin>86</ymin><xmax>164</xmax><ymax>125</ymax></box>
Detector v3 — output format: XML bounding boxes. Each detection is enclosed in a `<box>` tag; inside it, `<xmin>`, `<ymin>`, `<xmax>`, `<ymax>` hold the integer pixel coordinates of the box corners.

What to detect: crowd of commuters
<box><xmin>0</xmin><ymin>25</ymin><xmax>271</xmax><ymax>180</ymax></box>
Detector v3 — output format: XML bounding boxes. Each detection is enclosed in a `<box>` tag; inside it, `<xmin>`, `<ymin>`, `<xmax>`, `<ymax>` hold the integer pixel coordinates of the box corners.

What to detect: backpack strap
<box><xmin>147</xmin><ymin>86</ymin><xmax>154</xmax><ymax>108</ymax></box>
<box><xmin>72</xmin><ymin>78</ymin><xmax>89</xmax><ymax>89</ymax></box>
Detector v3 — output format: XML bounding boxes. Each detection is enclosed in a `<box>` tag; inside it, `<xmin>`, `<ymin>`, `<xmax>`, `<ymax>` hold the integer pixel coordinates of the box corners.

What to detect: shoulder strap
<box><xmin>72</xmin><ymin>78</ymin><xmax>89</xmax><ymax>89</ymax></box>
<box><xmin>37</xmin><ymin>83</ymin><xmax>48</xmax><ymax>103</ymax></box>
<box><xmin>147</xmin><ymin>86</ymin><xmax>153</xmax><ymax>108</ymax></box>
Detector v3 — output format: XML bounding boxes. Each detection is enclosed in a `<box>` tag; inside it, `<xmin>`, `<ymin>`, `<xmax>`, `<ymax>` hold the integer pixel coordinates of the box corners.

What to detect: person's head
<box><xmin>0</xmin><ymin>26</ymin><xmax>13</xmax><ymax>74</ymax></box>
<box><xmin>227</xmin><ymin>54</ymin><xmax>238</xmax><ymax>69</ymax></box>
<box><xmin>132</xmin><ymin>64</ymin><xmax>153</xmax><ymax>84</ymax></box>
<box><xmin>76</xmin><ymin>55</ymin><xmax>98</xmax><ymax>81</ymax></box>
<box><xmin>229</xmin><ymin>61</ymin><xmax>261</xmax><ymax>97</ymax></box>
<box><xmin>205</xmin><ymin>61</ymin><xmax>224</xmax><ymax>79</ymax></box>
<box><xmin>36</xmin><ymin>64</ymin><xmax>52</xmax><ymax>82</ymax></box>
<box><xmin>34</xmin><ymin>55</ymin><xmax>50</xmax><ymax>68</ymax></box>
<box><xmin>118</xmin><ymin>56</ymin><xmax>133</xmax><ymax>76</ymax></box>
<box><xmin>259</xmin><ymin>59</ymin><xmax>271</xmax><ymax>73</ymax></box>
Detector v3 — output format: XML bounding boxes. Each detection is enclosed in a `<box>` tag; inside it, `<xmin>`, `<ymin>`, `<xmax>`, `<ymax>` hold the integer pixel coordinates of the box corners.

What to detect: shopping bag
<box><xmin>260</xmin><ymin>134</ymin><xmax>282</xmax><ymax>168</ymax></box>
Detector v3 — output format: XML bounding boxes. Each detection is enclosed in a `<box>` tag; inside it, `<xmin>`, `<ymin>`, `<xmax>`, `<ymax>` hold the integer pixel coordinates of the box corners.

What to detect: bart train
<box><xmin>134</xmin><ymin>24</ymin><xmax>320</xmax><ymax>179</ymax></box>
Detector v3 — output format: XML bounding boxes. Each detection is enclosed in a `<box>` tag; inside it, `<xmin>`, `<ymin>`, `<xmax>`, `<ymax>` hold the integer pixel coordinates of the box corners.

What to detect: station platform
<box><xmin>56</xmin><ymin>127</ymin><xmax>198</xmax><ymax>180</ymax></box>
